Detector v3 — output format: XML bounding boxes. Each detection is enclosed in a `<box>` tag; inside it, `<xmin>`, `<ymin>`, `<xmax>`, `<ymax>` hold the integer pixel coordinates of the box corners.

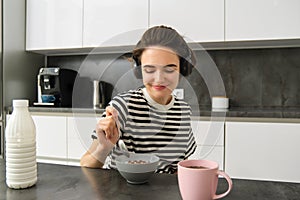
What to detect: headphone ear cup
<box><xmin>133</xmin><ymin>57</ymin><xmax>142</xmax><ymax>79</ymax></box>
<box><xmin>180</xmin><ymin>59</ymin><xmax>193</xmax><ymax>76</ymax></box>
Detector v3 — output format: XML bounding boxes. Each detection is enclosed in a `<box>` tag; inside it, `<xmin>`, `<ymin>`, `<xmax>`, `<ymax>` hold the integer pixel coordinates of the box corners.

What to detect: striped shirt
<box><xmin>104</xmin><ymin>88</ymin><xmax>196</xmax><ymax>174</ymax></box>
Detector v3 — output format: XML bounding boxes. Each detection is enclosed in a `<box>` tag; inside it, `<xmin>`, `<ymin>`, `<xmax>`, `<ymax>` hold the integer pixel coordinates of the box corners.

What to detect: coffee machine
<box><xmin>35</xmin><ymin>67</ymin><xmax>78</xmax><ymax>107</ymax></box>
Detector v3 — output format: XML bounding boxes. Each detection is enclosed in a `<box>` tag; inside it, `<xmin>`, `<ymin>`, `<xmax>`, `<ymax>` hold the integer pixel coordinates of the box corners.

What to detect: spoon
<box><xmin>118</xmin><ymin>139</ymin><xmax>131</xmax><ymax>158</ymax></box>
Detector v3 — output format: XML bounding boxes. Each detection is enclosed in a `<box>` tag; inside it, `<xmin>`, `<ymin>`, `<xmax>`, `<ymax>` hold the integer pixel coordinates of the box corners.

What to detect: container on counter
<box><xmin>5</xmin><ymin>99</ymin><xmax>37</xmax><ymax>189</ymax></box>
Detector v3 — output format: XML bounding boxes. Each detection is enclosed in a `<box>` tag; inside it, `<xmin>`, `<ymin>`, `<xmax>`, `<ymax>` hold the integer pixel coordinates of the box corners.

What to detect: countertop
<box><xmin>1</xmin><ymin>159</ymin><xmax>300</xmax><ymax>200</ymax></box>
<box><xmin>24</xmin><ymin>106</ymin><xmax>300</xmax><ymax>119</ymax></box>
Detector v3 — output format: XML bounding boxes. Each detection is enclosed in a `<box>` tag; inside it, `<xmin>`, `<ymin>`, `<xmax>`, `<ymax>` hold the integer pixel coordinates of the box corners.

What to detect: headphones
<box><xmin>133</xmin><ymin>51</ymin><xmax>194</xmax><ymax>79</ymax></box>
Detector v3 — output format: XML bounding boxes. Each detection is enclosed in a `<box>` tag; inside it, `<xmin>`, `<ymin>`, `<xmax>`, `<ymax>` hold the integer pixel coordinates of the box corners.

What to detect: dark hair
<box><xmin>132</xmin><ymin>25</ymin><xmax>196</xmax><ymax>78</ymax></box>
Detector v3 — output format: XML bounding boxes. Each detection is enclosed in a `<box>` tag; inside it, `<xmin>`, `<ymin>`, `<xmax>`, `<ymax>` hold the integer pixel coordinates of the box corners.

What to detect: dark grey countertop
<box><xmin>24</xmin><ymin>106</ymin><xmax>300</xmax><ymax>119</ymax></box>
<box><xmin>1</xmin><ymin>159</ymin><xmax>300</xmax><ymax>200</ymax></box>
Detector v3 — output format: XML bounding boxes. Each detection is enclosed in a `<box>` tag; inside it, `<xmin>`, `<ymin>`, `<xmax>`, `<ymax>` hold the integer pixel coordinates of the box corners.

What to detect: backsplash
<box><xmin>48</xmin><ymin>47</ymin><xmax>300</xmax><ymax>109</ymax></box>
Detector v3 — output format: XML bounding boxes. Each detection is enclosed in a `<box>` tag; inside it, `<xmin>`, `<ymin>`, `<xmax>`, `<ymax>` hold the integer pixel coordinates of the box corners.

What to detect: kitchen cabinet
<box><xmin>149</xmin><ymin>0</ymin><xmax>224</xmax><ymax>42</ymax></box>
<box><xmin>189</xmin><ymin>120</ymin><xmax>224</xmax><ymax>170</ymax></box>
<box><xmin>32</xmin><ymin>115</ymin><xmax>68</xmax><ymax>165</ymax></box>
<box><xmin>32</xmin><ymin>114</ymin><xmax>100</xmax><ymax>166</ymax></box>
<box><xmin>67</xmin><ymin>116</ymin><xmax>99</xmax><ymax>165</ymax></box>
<box><xmin>83</xmin><ymin>0</ymin><xmax>148</xmax><ymax>47</ymax></box>
<box><xmin>225</xmin><ymin>121</ymin><xmax>300</xmax><ymax>183</ymax></box>
<box><xmin>27</xmin><ymin>0</ymin><xmax>224</xmax><ymax>51</ymax></box>
<box><xmin>225</xmin><ymin>0</ymin><xmax>300</xmax><ymax>41</ymax></box>
<box><xmin>26</xmin><ymin>0</ymin><xmax>83</xmax><ymax>50</ymax></box>
<box><xmin>26</xmin><ymin>0</ymin><xmax>300</xmax><ymax>52</ymax></box>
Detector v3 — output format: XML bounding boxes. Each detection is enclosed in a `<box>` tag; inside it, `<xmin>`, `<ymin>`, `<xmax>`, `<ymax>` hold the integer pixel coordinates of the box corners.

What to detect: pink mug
<box><xmin>178</xmin><ymin>160</ymin><xmax>233</xmax><ymax>200</ymax></box>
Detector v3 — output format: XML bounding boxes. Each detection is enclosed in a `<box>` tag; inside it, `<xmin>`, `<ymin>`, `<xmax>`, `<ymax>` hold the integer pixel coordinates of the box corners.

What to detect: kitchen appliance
<box><xmin>34</xmin><ymin>67</ymin><xmax>78</xmax><ymax>107</ymax></box>
<box><xmin>93</xmin><ymin>80</ymin><xmax>114</xmax><ymax>109</ymax></box>
<box><xmin>72</xmin><ymin>78</ymin><xmax>113</xmax><ymax>109</ymax></box>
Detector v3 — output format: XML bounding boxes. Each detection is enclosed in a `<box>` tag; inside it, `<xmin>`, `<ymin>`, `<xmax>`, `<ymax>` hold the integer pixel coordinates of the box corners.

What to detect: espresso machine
<box><xmin>35</xmin><ymin>67</ymin><xmax>78</xmax><ymax>107</ymax></box>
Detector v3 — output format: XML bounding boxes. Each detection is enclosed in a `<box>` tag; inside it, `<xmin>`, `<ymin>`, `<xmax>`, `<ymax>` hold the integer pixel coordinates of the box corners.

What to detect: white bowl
<box><xmin>115</xmin><ymin>153</ymin><xmax>159</xmax><ymax>184</ymax></box>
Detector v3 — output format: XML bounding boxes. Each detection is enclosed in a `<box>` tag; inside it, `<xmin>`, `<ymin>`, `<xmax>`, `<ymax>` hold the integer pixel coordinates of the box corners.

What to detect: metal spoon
<box><xmin>118</xmin><ymin>139</ymin><xmax>130</xmax><ymax>158</ymax></box>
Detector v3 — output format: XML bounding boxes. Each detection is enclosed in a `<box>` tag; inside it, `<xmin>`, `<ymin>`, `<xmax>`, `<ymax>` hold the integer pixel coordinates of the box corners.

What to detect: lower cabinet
<box><xmin>67</xmin><ymin>116</ymin><xmax>99</xmax><ymax>166</ymax></box>
<box><xmin>31</xmin><ymin>113</ymin><xmax>300</xmax><ymax>183</ymax></box>
<box><xmin>225</xmin><ymin>121</ymin><xmax>300</xmax><ymax>183</ymax></box>
<box><xmin>32</xmin><ymin>115</ymin><xmax>225</xmax><ymax>168</ymax></box>
<box><xmin>190</xmin><ymin>121</ymin><xmax>224</xmax><ymax>170</ymax></box>
<box><xmin>33</xmin><ymin>114</ymin><xmax>99</xmax><ymax>166</ymax></box>
<box><xmin>32</xmin><ymin>115</ymin><xmax>68</xmax><ymax>165</ymax></box>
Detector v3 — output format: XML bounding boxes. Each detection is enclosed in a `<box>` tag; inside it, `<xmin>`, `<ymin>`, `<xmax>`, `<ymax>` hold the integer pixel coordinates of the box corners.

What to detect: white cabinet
<box><xmin>225</xmin><ymin>121</ymin><xmax>300</xmax><ymax>183</ymax></box>
<box><xmin>83</xmin><ymin>0</ymin><xmax>148</xmax><ymax>47</ymax></box>
<box><xmin>32</xmin><ymin>114</ymin><xmax>99</xmax><ymax>166</ymax></box>
<box><xmin>26</xmin><ymin>0</ymin><xmax>83</xmax><ymax>51</ymax></box>
<box><xmin>225</xmin><ymin>0</ymin><xmax>300</xmax><ymax>41</ymax></box>
<box><xmin>32</xmin><ymin>115</ymin><xmax>68</xmax><ymax>165</ymax></box>
<box><xmin>190</xmin><ymin>120</ymin><xmax>224</xmax><ymax>170</ymax></box>
<box><xmin>149</xmin><ymin>0</ymin><xmax>224</xmax><ymax>42</ymax></box>
<box><xmin>67</xmin><ymin>116</ymin><xmax>99</xmax><ymax>165</ymax></box>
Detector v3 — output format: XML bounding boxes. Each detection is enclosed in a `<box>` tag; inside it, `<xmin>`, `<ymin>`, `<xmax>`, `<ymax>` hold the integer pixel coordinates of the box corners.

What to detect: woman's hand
<box><xmin>80</xmin><ymin>106</ymin><xmax>120</xmax><ymax>168</ymax></box>
<box><xmin>96</xmin><ymin>106</ymin><xmax>120</xmax><ymax>147</ymax></box>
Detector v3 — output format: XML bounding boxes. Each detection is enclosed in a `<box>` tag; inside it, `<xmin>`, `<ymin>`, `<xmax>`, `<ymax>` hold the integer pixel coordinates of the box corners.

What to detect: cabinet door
<box><xmin>225</xmin><ymin>121</ymin><xmax>300</xmax><ymax>183</ymax></box>
<box><xmin>225</xmin><ymin>0</ymin><xmax>300</xmax><ymax>41</ymax></box>
<box><xmin>67</xmin><ymin>116</ymin><xmax>100</xmax><ymax>165</ymax></box>
<box><xmin>26</xmin><ymin>0</ymin><xmax>83</xmax><ymax>50</ymax></box>
<box><xmin>83</xmin><ymin>0</ymin><xmax>148</xmax><ymax>47</ymax></box>
<box><xmin>190</xmin><ymin>121</ymin><xmax>224</xmax><ymax>170</ymax></box>
<box><xmin>32</xmin><ymin>115</ymin><xmax>67</xmax><ymax>163</ymax></box>
<box><xmin>149</xmin><ymin>0</ymin><xmax>224</xmax><ymax>42</ymax></box>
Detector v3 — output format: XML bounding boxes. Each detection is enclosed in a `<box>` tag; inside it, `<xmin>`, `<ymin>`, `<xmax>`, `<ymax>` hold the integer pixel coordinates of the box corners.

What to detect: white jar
<box><xmin>5</xmin><ymin>99</ymin><xmax>37</xmax><ymax>189</ymax></box>
<box><xmin>212</xmin><ymin>96</ymin><xmax>229</xmax><ymax>109</ymax></box>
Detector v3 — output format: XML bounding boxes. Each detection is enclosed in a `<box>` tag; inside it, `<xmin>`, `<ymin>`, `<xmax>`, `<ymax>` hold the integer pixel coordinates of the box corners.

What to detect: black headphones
<box><xmin>133</xmin><ymin>51</ymin><xmax>194</xmax><ymax>79</ymax></box>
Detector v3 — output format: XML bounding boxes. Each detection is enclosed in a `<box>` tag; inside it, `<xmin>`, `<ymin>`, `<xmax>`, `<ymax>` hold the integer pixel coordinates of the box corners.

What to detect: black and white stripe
<box><xmin>105</xmin><ymin>88</ymin><xmax>196</xmax><ymax>174</ymax></box>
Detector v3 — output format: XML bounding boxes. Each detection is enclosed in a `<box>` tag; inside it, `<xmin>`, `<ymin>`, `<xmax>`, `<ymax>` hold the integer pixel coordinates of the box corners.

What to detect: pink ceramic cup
<box><xmin>178</xmin><ymin>160</ymin><xmax>232</xmax><ymax>200</ymax></box>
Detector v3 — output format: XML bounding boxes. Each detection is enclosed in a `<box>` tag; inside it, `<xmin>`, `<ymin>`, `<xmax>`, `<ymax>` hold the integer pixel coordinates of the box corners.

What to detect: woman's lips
<box><xmin>152</xmin><ymin>85</ymin><xmax>166</xmax><ymax>90</ymax></box>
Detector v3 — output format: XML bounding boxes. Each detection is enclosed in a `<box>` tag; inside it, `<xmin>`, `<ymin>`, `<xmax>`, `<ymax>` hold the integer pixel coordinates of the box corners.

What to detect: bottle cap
<box><xmin>13</xmin><ymin>99</ymin><xmax>29</xmax><ymax>107</ymax></box>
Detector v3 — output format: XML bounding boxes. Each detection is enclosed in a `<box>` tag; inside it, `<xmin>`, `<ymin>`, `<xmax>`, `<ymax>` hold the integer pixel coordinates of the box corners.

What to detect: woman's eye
<box><xmin>164</xmin><ymin>68</ymin><xmax>175</xmax><ymax>73</ymax></box>
<box><xmin>144</xmin><ymin>68</ymin><xmax>155</xmax><ymax>73</ymax></box>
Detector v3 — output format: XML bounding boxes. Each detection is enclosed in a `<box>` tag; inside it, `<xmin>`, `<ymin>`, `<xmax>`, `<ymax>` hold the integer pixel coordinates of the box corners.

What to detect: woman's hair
<box><xmin>132</xmin><ymin>25</ymin><xmax>196</xmax><ymax>77</ymax></box>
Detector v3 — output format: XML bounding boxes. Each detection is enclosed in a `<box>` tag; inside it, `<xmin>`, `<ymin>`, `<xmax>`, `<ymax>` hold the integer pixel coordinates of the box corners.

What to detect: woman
<box><xmin>80</xmin><ymin>25</ymin><xmax>197</xmax><ymax>174</ymax></box>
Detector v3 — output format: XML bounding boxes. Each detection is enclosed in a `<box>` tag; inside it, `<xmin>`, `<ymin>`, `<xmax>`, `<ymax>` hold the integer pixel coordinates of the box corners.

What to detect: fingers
<box><xmin>105</xmin><ymin>105</ymin><xmax>121</xmax><ymax>137</ymax></box>
<box><xmin>96</xmin><ymin>116</ymin><xmax>119</xmax><ymax>145</ymax></box>
<box><xmin>105</xmin><ymin>106</ymin><xmax>118</xmax><ymax>121</ymax></box>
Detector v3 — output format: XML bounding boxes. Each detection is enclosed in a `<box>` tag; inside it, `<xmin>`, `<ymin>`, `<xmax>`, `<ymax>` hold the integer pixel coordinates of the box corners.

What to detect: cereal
<box><xmin>128</xmin><ymin>160</ymin><xmax>149</xmax><ymax>164</ymax></box>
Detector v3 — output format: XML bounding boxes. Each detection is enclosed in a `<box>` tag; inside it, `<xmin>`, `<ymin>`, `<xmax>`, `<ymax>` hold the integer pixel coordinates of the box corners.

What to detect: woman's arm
<box><xmin>80</xmin><ymin>106</ymin><xmax>120</xmax><ymax>168</ymax></box>
<box><xmin>80</xmin><ymin>140</ymin><xmax>107</xmax><ymax>168</ymax></box>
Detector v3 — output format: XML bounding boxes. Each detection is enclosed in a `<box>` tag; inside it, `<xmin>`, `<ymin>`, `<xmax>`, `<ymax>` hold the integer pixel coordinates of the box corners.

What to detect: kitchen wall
<box><xmin>47</xmin><ymin>47</ymin><xmax>300</xmax><ymax>109</ymax></box>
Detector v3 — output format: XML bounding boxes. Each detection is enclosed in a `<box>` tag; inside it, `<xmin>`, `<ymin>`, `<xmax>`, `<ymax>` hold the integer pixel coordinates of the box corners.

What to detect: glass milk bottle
<box><xmin>5</xmin><ymin>99</ymin><xmax>37</xmax><ymax>189</ymax></box>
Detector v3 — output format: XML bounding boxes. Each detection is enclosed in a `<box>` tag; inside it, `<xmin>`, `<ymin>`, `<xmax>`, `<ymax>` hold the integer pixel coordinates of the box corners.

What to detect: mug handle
<box><xmin>213</xmin><ymin>170</ymin><xmax>233</xmax><ymax>199</ymax></box>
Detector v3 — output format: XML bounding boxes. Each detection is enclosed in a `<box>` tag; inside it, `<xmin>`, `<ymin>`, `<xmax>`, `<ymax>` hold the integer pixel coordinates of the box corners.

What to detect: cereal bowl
<box><xmin>115</xmin><ymin>153</ymin><xmax>159</xmax><ymax>184</ymax></box>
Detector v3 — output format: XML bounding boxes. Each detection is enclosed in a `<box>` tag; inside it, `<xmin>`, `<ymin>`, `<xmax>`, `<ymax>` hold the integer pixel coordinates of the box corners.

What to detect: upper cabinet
<box><xmin>26</xmin><ymin>0</ymin><xmax>300</xmax><ymax>52</ymax></box>
<box><xmin>83</xmin><ymin>0</ymin><xmax>148</xmax><ymax>47</ymax></box>
<box><xmin>26</xmin><ymin>0</ymin><xmax>83</xmax><ymax>50</ymax></box>
<box><xmin>149</xmin><ymin>0</ymin><xmax>224</xmax><ymax>43</ymax></box>
<box><xmin>225</xmin><ymin>0</ymin><xmax>300</xmax><ymax>41</ymax></box>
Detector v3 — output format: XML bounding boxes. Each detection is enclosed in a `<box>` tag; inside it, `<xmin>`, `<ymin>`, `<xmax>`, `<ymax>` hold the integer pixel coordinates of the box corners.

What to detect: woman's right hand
<box><xmin>80</xmin><ymin>106</ymin><xmax>120</xmax><ymax>168</ymax></box>
<box><xmin>95</xmin><ymin>106</ymin><xmax>120</xmax><ymax>148</ymax></box>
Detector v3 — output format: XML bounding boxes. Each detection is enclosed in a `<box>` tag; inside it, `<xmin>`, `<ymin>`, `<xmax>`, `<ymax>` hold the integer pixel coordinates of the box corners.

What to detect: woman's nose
<box><xmin>154</xmin><ymin>70</ymin><xmax>165</xmax><ymax>82</ymax></box>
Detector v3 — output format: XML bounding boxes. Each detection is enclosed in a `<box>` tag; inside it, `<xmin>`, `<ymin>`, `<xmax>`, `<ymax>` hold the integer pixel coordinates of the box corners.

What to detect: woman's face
<box><xmin>140</xmin><ymin>47</ymin><xmax>180</xmax><ymax>105</ymax></box>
